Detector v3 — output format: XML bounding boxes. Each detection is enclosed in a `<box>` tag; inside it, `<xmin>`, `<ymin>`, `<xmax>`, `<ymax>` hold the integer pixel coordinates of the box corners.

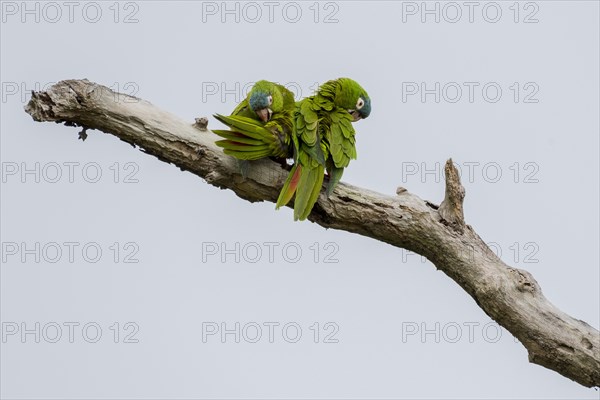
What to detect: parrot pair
<box><xmin>213</xmin><ymin>78</ymin><xmax>371</xmax><ymax>221</ymax></box>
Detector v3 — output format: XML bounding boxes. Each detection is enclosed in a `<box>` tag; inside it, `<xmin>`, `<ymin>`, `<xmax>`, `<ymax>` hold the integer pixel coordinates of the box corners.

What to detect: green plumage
<box><xmin>211</xmin><ymin>78</ymin><xmax>371</xmax><ymax>222</ymax></box>
<box><xmin>213</xmin><ymin>80</ymin><xmax>295</xmax><ymax>160</ymax></box>
<box><xmin>276</xmin><ymin>78</ymin><xmax>371</xmax><ymax>221</ymax></box>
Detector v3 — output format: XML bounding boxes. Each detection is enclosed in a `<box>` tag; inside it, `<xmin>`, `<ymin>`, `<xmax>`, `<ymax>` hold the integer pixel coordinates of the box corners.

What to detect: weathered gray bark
<box><xmin>24</xmin><ymin>79</ymin><xmax>599</xmax><ymax>388</ymax></box>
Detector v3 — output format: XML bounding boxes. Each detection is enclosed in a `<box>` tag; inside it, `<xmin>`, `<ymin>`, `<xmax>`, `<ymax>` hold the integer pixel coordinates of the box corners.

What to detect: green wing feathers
<box><xmin>213</xmin><ymin>78</ymin><xmax>369</xmax><ymax>222</ymax></box>
<box><xmin>327</xmin><ymin>109</ymin><xmax>357</xmax><ymax>169</ymax></box>
<box><xmin>213</xmin><ymin>81</ymin><xmax>296</xmax><ymax>161</ymax></box>
<box><xmin>277</xmin><ymin>87</ymin><xmax>359</xmax><ymax>220</ymax></box>
<box><xmin>213</xmin><ymin>114</ymin><xmax>292</xmax><ymax>160</ymax></box>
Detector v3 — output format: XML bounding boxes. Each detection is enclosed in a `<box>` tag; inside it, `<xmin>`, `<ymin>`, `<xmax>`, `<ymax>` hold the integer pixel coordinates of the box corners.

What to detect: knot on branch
<box><xmin>439</xmin><ymin>158</ymin><xmax>466</xmax><ymax>233</ymax></box>
<box><xmin>194</xmin><ymin>117</ymin><xmax>209</xmax><ymax>130</ymax></box>
<box><xmin>508</xmin><ymin>267</ymin><xmax>541</xmax><ymax>294</ymax></box>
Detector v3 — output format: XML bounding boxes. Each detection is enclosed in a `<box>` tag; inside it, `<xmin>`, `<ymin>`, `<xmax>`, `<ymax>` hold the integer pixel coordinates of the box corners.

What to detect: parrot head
<box><xmin>334</xmin><ymin>78</ymin><xmax>371</xmax><ymax>122</ymax></box>
<box><xmin>248</xmin><ymin>80</ymin><xmax>285</xmax><ymax>122</ymax></box>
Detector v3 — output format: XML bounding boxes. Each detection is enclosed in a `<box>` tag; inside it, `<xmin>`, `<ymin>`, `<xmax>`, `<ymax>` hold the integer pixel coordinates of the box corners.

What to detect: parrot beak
<box><xmin>256</xmin><ymin>108</ymin><xmax>272</xmax><ymax>122</ymax></box>
<box><xmin>349</xmin><ymin>110</ymin><xmax>362</xmax><ymax>122</ymax></box>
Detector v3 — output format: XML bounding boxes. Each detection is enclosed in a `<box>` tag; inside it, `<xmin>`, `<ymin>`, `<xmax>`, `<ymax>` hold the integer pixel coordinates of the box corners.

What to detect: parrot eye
<box><xmin>267</xmin><ymin>95</ymin><xmax>273</xmax><ymax>105</ymax></box>
<box><xmin>356</xmin><ymin>98</ymin><xmax>365</xmax><ymax>109</ymax></box>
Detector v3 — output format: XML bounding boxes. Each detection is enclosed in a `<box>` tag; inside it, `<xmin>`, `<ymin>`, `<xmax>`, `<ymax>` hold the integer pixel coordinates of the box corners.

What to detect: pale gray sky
<box><xmin>1</xmin><ymin>1</ymin><xmax>599</xmax><ymax>399</ymax></box>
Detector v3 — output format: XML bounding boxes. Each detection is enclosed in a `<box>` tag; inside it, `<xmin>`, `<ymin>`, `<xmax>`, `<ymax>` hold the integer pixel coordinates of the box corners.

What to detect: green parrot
<box><xmin>213</xmin><ymin>80</ymin><xmax>295</xmax><ymax>160</ymax></box>
<box><xmin>276</xmin><ymin>78</ymin><xmax>371</xmax><ymax>221</ymax></box>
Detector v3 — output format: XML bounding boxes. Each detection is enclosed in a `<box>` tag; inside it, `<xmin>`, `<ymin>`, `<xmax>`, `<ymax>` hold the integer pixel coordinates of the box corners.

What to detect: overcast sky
<box><xmin>1</xmin><ymin>1</ymin><xmax>599</xmax><ymax>399</ymax></box>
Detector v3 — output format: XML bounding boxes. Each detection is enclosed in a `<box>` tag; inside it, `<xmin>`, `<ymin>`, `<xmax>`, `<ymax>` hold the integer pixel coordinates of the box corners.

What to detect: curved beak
<box><xmin>349</xmin><ymin>110</ymin><xmax>362</xmax><ymax>122</ymax></box>
<box><xmin>256</xmin><ymin>108</ymin><xmax>272</xmax><ymax>122</ymax></box>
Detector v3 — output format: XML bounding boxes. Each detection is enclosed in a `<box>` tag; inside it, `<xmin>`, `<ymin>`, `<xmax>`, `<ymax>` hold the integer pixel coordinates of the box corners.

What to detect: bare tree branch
<box><xmin>24</xmin><ymin>79</ymin><xmax>599</xmax><ymax>388</ymax></box>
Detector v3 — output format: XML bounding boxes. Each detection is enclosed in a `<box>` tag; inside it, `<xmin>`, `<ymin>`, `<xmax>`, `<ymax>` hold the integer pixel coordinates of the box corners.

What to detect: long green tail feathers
<box><xmin>276</xmin><ymin>163</ymin><xmax>325</xmax><ymax>221</ymax></box>
<box><xmin>276</xmin><ymin>164</ymin><xmax>302</xmax><ymax>208</ymax></box>
<box><xmin>295</xmin><ymin>165</ymin><xmax>325</xmax><ymax>221</ymax></box>
<box><xmin>213</xmin><ymin>114</ymin><xmax>281</xmax><ymax>161</ymax></box>
<box><xmin>326</xmin><ymin>166</ymin><xmax>343</xmax><ymax>197</ymax></box>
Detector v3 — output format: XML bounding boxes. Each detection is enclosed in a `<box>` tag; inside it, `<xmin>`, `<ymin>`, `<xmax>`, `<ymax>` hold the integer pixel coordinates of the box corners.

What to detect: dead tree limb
<box><xmin>24</xmin><ymin>79</ymin><xmax>599</xmax><ymax>388</ymax></box>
